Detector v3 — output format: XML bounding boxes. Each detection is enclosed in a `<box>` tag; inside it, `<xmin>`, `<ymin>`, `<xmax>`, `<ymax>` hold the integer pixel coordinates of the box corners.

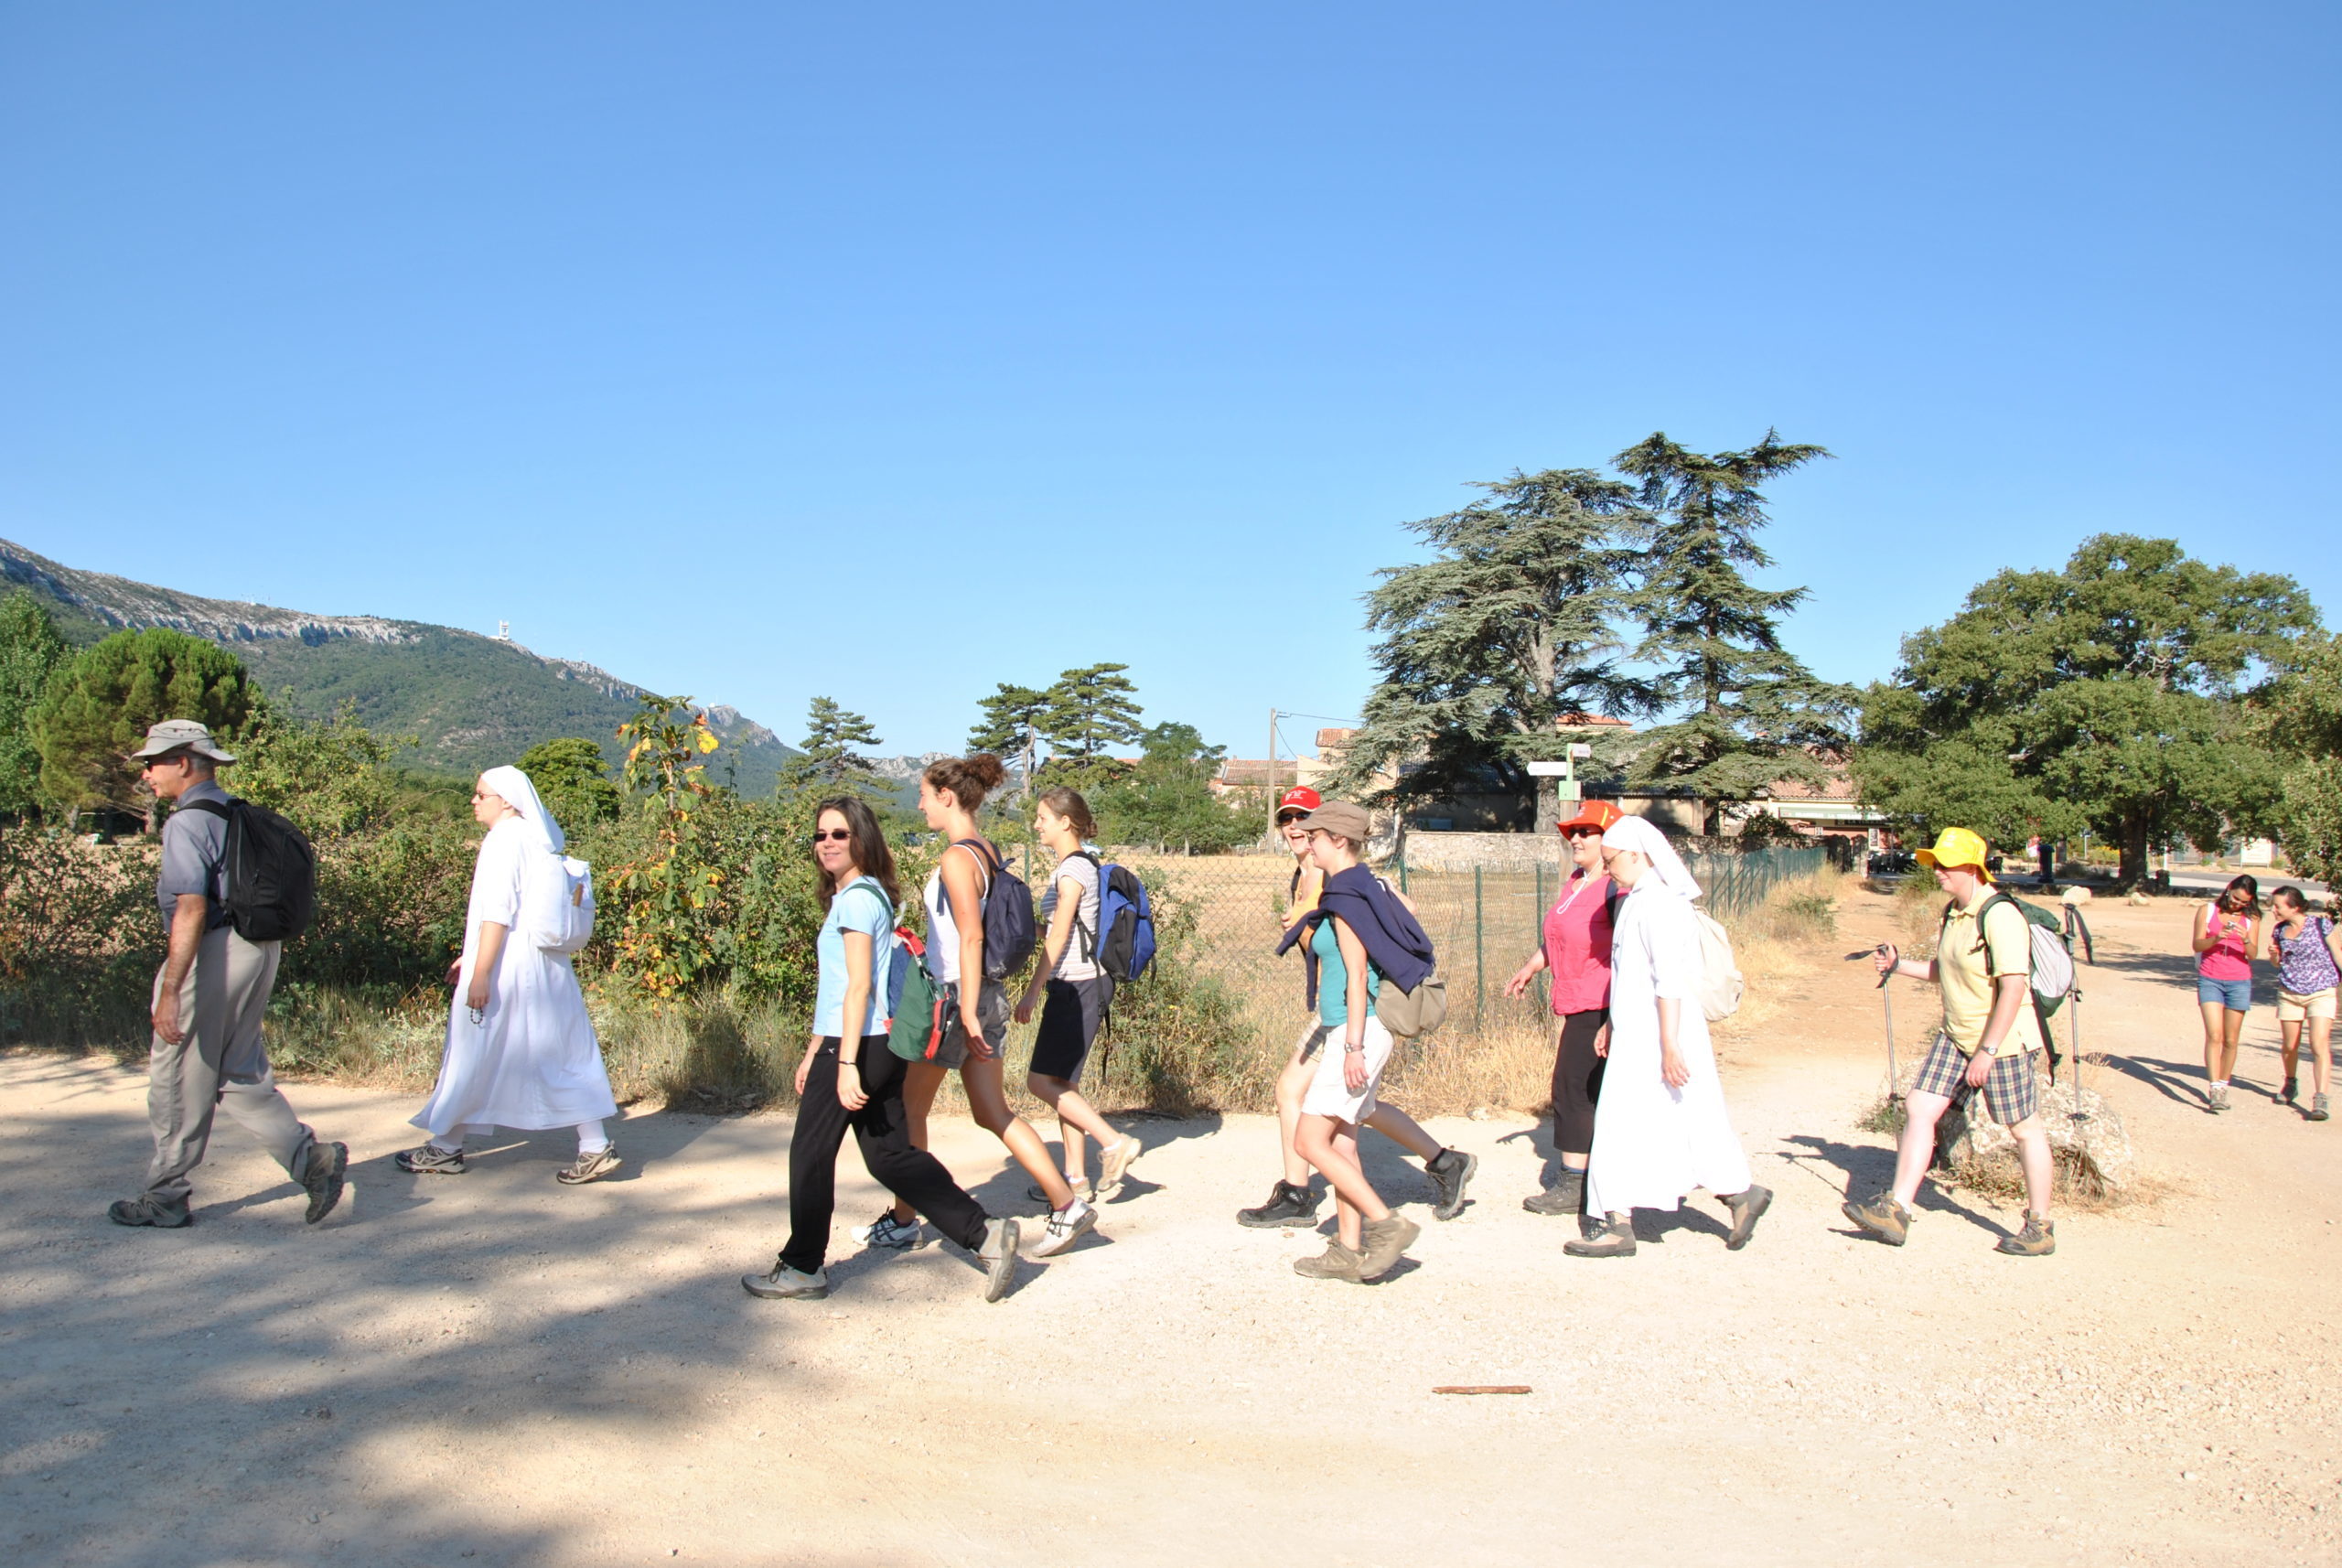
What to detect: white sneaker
<box><xmin>1095</xmin><ymin>1136</ymin><xmax>1142</xmax><ymax>1201</ymax></box>
<box><xmin>1027</xmin><ymin>1197</ymin><xmax>1097</xmax><ymax>1259</ymax></box>
<box><xmin>851</xmin><ymin>1211</ymin><xmax>924</xmax><ymax>1249</ymax></box>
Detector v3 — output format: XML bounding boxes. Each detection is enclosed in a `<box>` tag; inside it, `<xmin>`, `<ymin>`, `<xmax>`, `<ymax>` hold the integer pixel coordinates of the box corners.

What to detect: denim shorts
<box><xmin>2197</xmin><ymin>976</ymin><xmax>2252</xmax><ymax>1013</ymax></box>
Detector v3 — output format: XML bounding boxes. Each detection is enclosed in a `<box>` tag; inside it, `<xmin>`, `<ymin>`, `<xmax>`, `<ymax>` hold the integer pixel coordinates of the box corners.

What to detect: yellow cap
<box><xmin>1914</xmin><ymin>826</ymin><xmax>1993</xmax><ymax>880</ymax></box>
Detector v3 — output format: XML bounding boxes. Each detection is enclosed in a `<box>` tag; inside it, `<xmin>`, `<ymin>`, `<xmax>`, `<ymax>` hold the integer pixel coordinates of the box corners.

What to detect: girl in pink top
<box><xmin>1505</xmin><ymin>800</ymin><xmax>1623</xmax><ymax>1226</ymax></box>
<box><xmin>2191</xmin><ymin>874</ymin><xmax>2262</xmax><ymax>1113</ymax></box>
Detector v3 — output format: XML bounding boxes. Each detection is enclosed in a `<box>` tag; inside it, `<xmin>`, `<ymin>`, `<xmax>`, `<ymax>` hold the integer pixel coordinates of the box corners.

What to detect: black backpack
<box><xmin>181</xmin><ymin>798</ymin><xmax>317</xmax><ymax>943</ymax></box>
<box><xmin>952</xmin><ymin>838</ymin><xmax>1037</xmax><ymax>980</ymax></box>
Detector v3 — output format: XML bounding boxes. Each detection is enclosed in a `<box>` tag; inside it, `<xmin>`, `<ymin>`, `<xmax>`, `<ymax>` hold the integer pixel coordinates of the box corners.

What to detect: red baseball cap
<box><xmin>1556</xmin><ymin>800</ymin><xmax>1624</xmax><ymax>834</ymax></box>
<box><xmin>1276</xmin><ymin>786</ymin><xmax>1321</xmax><ymax>819</ymax></box>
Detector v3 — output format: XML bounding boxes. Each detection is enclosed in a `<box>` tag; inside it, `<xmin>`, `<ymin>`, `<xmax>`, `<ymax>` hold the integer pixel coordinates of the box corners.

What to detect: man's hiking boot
<box><xmin>1238</xmin><ymin>1180</ymin><xmax>1319</xmax><ymax>1229</ymax></box>
<box><xmin>742</xmin><ymin>1261</ymin><xmax>830</xmax><ymax>1300</ymax></box>
<box><xmin>108</xmin><ymin>1194</ymin><xmax>191</xmax><ymax>1229</ymax></box>
<box><xmin>301</xmin><ymin>1142</ymin><xmax>349</xmax><ymax>1224</ymax></box>
<box><xmin>557</xmin><ymin>1146</ymin><xmax>622</xmax><ymax>1186</ymax></box>
<box><xmin>1293</xmin><ymin>1240</ymin><xmax>1364</xmax><ymax>1282</ymax></box>
<box><xmin>1994</xmin><ymin>1212</ymin><xmax>2056</xmax><ymax>1257</ymax></box>
<box><xmin>395</xmin><ymin>1144</ymin><xmax>467</xmax><ymax>1176</ymax></box>
<box><xmin>2311</xmin><ymin>1093</ymin><xmax>2332</xmax><ymax>1122</ymax></box>
<box><xmin>1522</xmin><ymin>1169</ymin><xmax>1585</xmax><ymax>1218</ymax></box>
<box><xmin>975</xmin><ymin>1218</ymin><xmax>1020</xmax><ymax>1303</ymax></box>
<box><xmin>1425</xmin><ymin>1147</ymin><xmax>1476</xmax><ymax>1220</ymax></box>
<box><xmin>1563</xmin><ymin>1215</ymin><xmax>1637</xmax><ymax>1258</ymax></box>
<box><xmin>1357</xmin><ymin>1214</ymin><xmax>1421</xmax><ymax>1279</ymax></box>
<box><xmin>1721</xmin><ymin>1185</ymin><xmax>1773</xmax><ymax>1251</ymax></box>
<box><xmin>1842</xmin><ymin>1192</ymin><xmax>1912</xmax><ymax>1246</ymax></box>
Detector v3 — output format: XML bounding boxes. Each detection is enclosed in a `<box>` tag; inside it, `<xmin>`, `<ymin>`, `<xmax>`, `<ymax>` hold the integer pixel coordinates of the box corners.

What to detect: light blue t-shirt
<box><xmin>815</xmin><ymin>879</ymin><xmax>896</xmax><ymax>1039</ymax></box>
<box><xmin>1312</xmin><ymin>915</ymin><xmax>1381</xmax><ymax>1027</ymax></box>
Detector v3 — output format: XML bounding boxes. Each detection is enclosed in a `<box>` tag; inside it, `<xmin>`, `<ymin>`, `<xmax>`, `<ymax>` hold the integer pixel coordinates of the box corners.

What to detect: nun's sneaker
<box><xmin>557</xmin><ymin>1146</ymin><xmax>621</xmax><ymax>1186</ymax></box>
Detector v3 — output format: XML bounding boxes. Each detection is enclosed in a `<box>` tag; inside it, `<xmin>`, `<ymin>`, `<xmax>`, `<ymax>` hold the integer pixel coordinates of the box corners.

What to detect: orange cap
<box><xmin>1556</xmin><ymin>800</ymin><xmax>1624</xmax><ymax>834</ymax></box>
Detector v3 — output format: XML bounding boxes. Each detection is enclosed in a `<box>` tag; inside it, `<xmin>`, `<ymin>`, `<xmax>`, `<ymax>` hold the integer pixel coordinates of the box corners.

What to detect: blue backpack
<box><xmin>952</xmin><ymin>838</ymin><xmax>1038</xmax><ymax>980</ymax></box>
<box><xmin>847</xmin><ymin>877</ymin><xmax>919</xmax><ymax>1023</ymax></box>
<box><xmin>1073</xmin><ymin>851</ymin><xmax>1156</xmax><ymax>983</ymax></box>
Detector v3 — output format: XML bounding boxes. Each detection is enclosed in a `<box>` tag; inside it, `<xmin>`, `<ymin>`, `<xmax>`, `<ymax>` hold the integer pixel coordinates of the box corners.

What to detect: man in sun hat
<box><xmin>108</xmin><ymin>720</ymin><xmax>347</xmax><ymax>1230</ymax></box>
<box><xmin>1845</xmin><ymin>826</ymin><xmax>2055</xmax><ymax>1257</ymax></box>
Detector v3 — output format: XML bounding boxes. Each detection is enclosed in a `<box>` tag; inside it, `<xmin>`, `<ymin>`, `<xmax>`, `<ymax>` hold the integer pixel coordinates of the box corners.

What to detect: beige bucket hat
<box><xmin>127</xmin><ymin>719</ymin><xmax>238</xmax><ymax>765</ymax></box>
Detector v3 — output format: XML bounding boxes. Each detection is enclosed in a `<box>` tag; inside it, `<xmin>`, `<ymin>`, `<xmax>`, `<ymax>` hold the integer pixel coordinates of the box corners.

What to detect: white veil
<box><xmin>479</xmin><ymin>764</ymin><xmax>565</xmax><ymax>854</ymax></box>
<box><xmin>1600</xmin><ymin>814</ymin><xmax>1702</xmax><ymax>900</ymax></box>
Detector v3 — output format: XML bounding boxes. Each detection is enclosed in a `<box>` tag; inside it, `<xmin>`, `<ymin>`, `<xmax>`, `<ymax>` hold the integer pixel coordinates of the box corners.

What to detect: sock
<box><xmin>430</xmin><ymin>1130</ymin><xmax>466</xmax><ymax>1153</ymax></box>
<box><xmin>576</xmin><ymin>1120</ymin><xmax>610</xmax><ymax>1155</ymax></box>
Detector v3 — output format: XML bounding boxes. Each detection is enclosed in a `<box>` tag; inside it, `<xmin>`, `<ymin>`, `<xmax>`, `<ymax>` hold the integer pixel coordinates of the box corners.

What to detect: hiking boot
<box><xmin>107</xmin><ymin>1194</ymin><xmax>191</xmax><ymax>1229</ymax></box>
<box><xmin>1293</xmin><ymin>1240</ymin><xmax>1364</xmax><ymax>1281</ymax></box>
<box><xmin>1026</xmin><ymin>1179</ymin><xmax>1095</xmax><ymax>1207</ymax></box>
<box><xmin>975</xmin><ymin>1218</ymin><xmax>1020</xmax><ymax>1302</ymax></box>
<box><xmin>1096</xmin><ymin>1135</ymin><xmax>1142</xmax><ymax>1201</ymax></box>
<box><xmin>1425</xmin><ymin>1148</ymin><xmax>1477</xmax><ymax>1220</ymax></box>
<box><xmin>1563</xmin><ymin>1214</ymin><xmax>1637</xmax><ymax>1258</ymax></box>
<box><xmin>301</xmin><ymin>1142</ymin><xmax>349</xmax><ymax>1224</ymax></box>
<box><xmin>1721</xmin><ymin>1185</ymin><xmax>1773</xmax><ymax>1251</ymax></box>
<box><xmin>852</xmin><ymin>1211</ymin><xmax>923</xmax><ymax>1249</ymax></box>
<box><xmin>556</xmin><ymin>1146</ymin><xmax>622</xmax><ymax>1186</ymax></box>
<box><xmin>1357</xmin><ymin>1214</ymin><xmax>1421</xmax><ymax>1280</ymax></box>
<box><xmin>1237</xmin><ymin>1180</ymin><xmax>1319</xmax><ymax>1229</ymax></box>
<box><xmin>395</xmin><ymin>1144</ymin><xmax>467</xmax><ymax>1176</ymax></box>
<box><xmin>741</xmin><ymin>1261</ymin><xmax>830</xmax><ymax>1300</ymax></box>
<box><xmin>2311</xmin><ymin>1094</ymin><xmax>2332</xmax><ymax>1122</ymax></box>
<box><xmin>1522</xmin><ymin>1169</ymin><xmax>1585</xmax><ymax>1217</ymax></box>
<box><xmin>1994</xmin><ymin>1212</ymin><xmax>2056</xmax><ymax>1257</ymax></box>
<box><xmin>1842</xmin><ymin>1192</ymin><xmax>1912</xmax><ymax>1246</ymax></box>
<box><xmin>1027</xmin><ymin>1197</ymin><xmax>1096</xmax><ymax>1259</ymax></box>
<box><xmin>2283</xmin><ymin>1077</ymin><xmax>2300</xmax><ymax>1105</ymax></box>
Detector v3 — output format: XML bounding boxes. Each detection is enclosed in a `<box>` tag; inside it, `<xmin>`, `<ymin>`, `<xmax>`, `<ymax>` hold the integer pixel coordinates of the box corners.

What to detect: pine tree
<box><xmin>778</xmin><ymin>696</ymin><xmax>883</xmax><ymax>799</ymax></box>
<box><xmin>0</xmin><ymin>590</ymin><xmax>69</xmax><ymax>820</ymax></box>
<box><xmin>968</xmin><ymin>682</ymin><xmax>1051</xmax><ymax>799</ymax></box>
<box><xmin>1616</xmin><ymin>431</ymin><xmax>1854</xmax><ymax>834</ymax></box>
<box><xmin>1041</xmin><ymin>663</ymin><xmax>1144</xmax><ymax>774</ymax></box>
<box><xmin>32</xmin><ymin>628</ymin><xmax>254</xmax><ymax>824</ymax></box>
<box><xmin>1331</xmin><ymin>467</ymin><xmax>1654</xmax><ymax>809</ymax></box>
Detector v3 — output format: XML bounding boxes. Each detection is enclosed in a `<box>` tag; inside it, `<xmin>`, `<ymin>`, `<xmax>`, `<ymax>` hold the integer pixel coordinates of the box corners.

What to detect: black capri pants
<box><xmin>1551</xmin><ymin>1008</ymin><xmax>1608</xmax><ymax>1158</ymax></box>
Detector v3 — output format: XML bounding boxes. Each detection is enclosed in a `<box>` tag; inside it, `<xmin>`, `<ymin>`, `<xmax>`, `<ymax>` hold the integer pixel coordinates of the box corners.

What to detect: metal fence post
<box><xmin>1474</xmin><ymin>865</ymin><xmax>1485</xmax><ymax>1026</ymax></box>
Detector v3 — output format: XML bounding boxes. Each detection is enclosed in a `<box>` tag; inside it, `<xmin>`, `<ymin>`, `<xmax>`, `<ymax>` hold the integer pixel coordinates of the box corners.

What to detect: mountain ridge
<box><xmin>0</xmin><ymin>537</ymin><xmax>799</xmax><ymax>790</ymax></box>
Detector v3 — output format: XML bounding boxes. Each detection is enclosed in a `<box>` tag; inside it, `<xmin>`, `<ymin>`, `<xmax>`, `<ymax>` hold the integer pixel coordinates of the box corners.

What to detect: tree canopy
<box><xmin>0</xmin><ymin>590</ymin><xmax>69</xmax><ymax>819</ymax></box>
<box><xmin>1091</xmin><ymin>722</ymin><xmax>1253</xmax><ymax>853</ymax></box>
<box><xmin>1615</xmin><ymin>432</ymin><xmax>1855</xmax><ymax>832</ymax></box>
<box><xmin>1041</xmin><ymin>663</ymin><xmax>1144</xmax><ymax>767</ymax></box>
<box><xmin>1851</xmin><ymin>534</ymin><xmax>2316</xmax><ymax>885</ymax></box>
<box><xmin>519</xmin><ymin>736</ymin><xmax>624</xmax><ymax>831</ymax></box>
<box><xmin>1332</xmin><ymin>467</ymin><xmax>1653</xmax><ymax>807</ymax></box>
<box><xmin>2251</xmin><ymin>631</ymin><xmax>2342</xmax><ymax>884</ymax></box>
<box><xmin>777</xmin><ymin>696</ymin><xmax>884</xmax><ymax>800</ymax></box>
<box><xmin>32</xmin><ymin>628</ymin><xmax>255</xmax><ymax>817</ymax></box>
<box><xmin>967</xmin><ymin>682</ymin><xmax>1051</xmax><ymax>799</ymax></box>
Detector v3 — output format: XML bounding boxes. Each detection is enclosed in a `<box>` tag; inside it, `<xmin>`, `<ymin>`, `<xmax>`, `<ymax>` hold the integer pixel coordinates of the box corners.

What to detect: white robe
<box><xmin>1585</xmin><ymin>881</ymin><xmax>1752</xmax><ymax>1215</ymax></box>
<box><xmin>413</xmin><ymin>817</ymin><xmax>618</xmax><ymax>1134</ymax></box>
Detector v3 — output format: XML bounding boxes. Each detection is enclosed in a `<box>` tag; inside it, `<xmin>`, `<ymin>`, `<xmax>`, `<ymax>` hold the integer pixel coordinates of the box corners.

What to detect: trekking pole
<box><xmin>1882</xmin><ymin>965</ymin><xmax>1897</xmax><ymax>1100</ymax></box>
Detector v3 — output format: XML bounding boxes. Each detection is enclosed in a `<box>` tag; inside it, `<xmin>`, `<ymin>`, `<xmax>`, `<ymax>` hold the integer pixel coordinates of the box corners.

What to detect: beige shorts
<box><xmin>1301</xmin><ymin>1015</ymin><xmax>1395</xmax><ymax>1125</ymax></box>
<box><xmin>2278</xmin><ymin>988</ymin><xmax>2338</xmax><ymax>1023</ymax></box>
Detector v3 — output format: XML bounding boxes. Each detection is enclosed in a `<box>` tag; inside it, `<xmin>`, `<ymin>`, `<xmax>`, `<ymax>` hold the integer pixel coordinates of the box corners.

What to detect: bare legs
<box><xmin>1026</xmin><ymin>1071</ymin><xmax>1120</xmax><ymax>1187</ymax></box>
<box><xmin>2280</xmin><ymin>1017</ymin><xmax>2334</xmax><ymax>1099</ymax></box>
<box><xmin>2199</xmin><ymin>1000</ymin><xmax>2245</xmax><ymax>1090</ymax></box>
<box><xmin>1272</xmin><ymin>1043</ymin><xmax>1440</xmax><ymax>1188</ymax></box>
<box><xmin>1892</xmin><ymin>1088</ymin><xmax>2052</xmax><ymax>1218</ymax></box>
<box><xmin>899</xmin><ymin>1057</ymin><xmax>1073</xmax><ymax>1211</ymax></box>
<box><xmin>1295</xmin><ymin>1112</ymin><xmax>1391</xmax><ymax>1250</ymax></box>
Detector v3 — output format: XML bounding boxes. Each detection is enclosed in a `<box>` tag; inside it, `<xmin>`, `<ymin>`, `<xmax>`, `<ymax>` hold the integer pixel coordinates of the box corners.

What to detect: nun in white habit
<box><xmin>397</xmin><ymin>766</ymin><xmax>622</xmax><ymax>1185</ymax></box>
<box><xmin>1566</xmin><ymin>815</ymin><xmax>1772</xmax><ymax>1257</ymax></box>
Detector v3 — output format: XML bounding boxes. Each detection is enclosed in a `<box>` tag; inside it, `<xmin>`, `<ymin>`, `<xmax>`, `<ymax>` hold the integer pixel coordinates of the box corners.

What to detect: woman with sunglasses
<box><xmin>2193</xmin><ymin>874</ymin><xmax>2263</xmax><ymax>1112</ymax></box>
<box><xmin>885</xmin><ymin>755</ymin><xmax>1097</xmax><ymax>1260</ymax></box>
<box><xmin>1237</xmin><ymin>788</ymin><xmax>1475</xmax><ymax>1230</ymax></box>
<box><xmin>1504</xmin><ymin>800</ymin><xmax>1622</xmax><ymax>1228</ymax></box>
<box><xmin>744</xmin><ymin>796</ymin><xmax>1019</xmax><ymax>1303</ymax></box>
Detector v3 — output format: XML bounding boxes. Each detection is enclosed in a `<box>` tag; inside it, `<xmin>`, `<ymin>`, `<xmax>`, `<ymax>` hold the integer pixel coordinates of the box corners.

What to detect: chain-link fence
<box><xmin>991</xmin><ymin>841</ymin><xmax>1831</xmax><ymax>1112</ymax></box>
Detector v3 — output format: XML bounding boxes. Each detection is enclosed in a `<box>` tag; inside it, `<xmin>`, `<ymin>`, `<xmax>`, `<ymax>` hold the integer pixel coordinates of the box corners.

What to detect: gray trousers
<box><xmin>143</xmin><ymin>928</ymin><xmax>315</xmax><ymax>1205</ymax></box>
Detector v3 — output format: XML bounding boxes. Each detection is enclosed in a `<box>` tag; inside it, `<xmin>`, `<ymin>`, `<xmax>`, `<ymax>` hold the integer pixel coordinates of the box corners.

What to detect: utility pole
<box><xmin>1266</xmin><ymin>707</ymin><xmax>1280</xmax><ymax>839</ymax></box>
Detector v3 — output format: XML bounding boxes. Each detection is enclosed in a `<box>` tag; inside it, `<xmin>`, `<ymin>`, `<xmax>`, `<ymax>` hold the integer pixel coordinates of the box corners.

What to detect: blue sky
<box><xmin>3</xmin><ymin>3</ymin><xmax>2334</xmax><ymax>761</ymax></box>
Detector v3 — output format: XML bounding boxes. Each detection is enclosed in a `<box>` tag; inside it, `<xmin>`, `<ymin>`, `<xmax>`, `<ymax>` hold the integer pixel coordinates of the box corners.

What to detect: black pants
<box><xmin>781</xmin><ymin>1036</ymin><xmax>990</xmax><ymax>1274</ymax></box>
<box><xmin>1551</xmin><ymin>1008</ymin><xmax>1608</xmax><ymax>1159</ymax></box>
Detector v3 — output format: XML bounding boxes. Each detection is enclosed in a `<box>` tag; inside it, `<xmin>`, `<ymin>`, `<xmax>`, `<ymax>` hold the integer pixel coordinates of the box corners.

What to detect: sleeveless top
<box><xmin>2272</xmin><ymin>916</ymin><xmax>2341</xmax><ymax>995</ymax></box>
<box><xmin>922</xmin><ymin>841</ymin><xmax>993</xmax><ymax>984</ymax></box>
<box><xmin>2197</xmin><ymin>903</ymin><xmax>2255</xmax><ymax>982</ymax></box>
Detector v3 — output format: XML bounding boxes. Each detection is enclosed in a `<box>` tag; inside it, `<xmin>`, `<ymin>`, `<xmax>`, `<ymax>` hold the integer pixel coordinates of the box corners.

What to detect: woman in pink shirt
<box><xmin>2192</xmin><ymin>874</ymin><xmax>2262</xmax><ymax>1113</ymax></box>
<box><xmin>1506</xmin><ymin>800</ymin><xmax>1624</xmax><ymax>1227</ymax></box>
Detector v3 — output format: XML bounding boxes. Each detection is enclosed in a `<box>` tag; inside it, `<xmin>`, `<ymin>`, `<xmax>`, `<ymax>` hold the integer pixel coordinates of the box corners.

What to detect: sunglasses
<box><xmin>809</xmin><ymin>829</ymin><xmax>854</xmax><ymax>844</ymax></box>
<box><xmin>1564</xmin><ymin>825</ymin><xmax>1604</xmax><ymax>839</ymax></box>
<box><xmin>1276</xmin><ymin>812</ymin><xmax>1309</xmax><ymax>826</ymax></box>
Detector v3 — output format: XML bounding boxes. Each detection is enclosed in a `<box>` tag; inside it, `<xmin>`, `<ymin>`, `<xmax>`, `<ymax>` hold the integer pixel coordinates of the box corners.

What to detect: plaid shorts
<box><xmin>1911</xmin><ymin>1032</ymin><xmax>2040</xmax><ymax>1126</ymax></box>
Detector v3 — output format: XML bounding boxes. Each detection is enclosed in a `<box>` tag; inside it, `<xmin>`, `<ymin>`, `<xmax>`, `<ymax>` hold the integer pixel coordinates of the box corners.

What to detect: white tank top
<box><xmin>923</xmin><ymin>841</ymin><xmax>991</xmax><ymax>983</ymax></box>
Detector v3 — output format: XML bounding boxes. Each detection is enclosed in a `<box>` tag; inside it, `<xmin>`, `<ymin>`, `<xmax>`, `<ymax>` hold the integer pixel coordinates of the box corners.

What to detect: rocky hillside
<box><xmin>2</xmin><ymin>539</ymin><xmax>796</xmax><ymax>790</ymax></box>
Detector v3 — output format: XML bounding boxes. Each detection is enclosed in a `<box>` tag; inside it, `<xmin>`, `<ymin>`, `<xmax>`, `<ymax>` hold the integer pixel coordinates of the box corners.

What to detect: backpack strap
<box><xmin>948</xmin><ymin>837</ymin><xmax>998</xmax><ymax>897</ymax></box>
<box><xmin>1068</xmin><ymin>850</ymin><xmax>1105</xmax><ymax>964</ymax></box>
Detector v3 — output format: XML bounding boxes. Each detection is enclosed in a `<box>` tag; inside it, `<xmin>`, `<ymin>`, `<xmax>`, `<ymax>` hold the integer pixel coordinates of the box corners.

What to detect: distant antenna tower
<box><xmin>495</xmin><ymin>620</ymin><xmax>510</xmax><ymax>641</ymax></box>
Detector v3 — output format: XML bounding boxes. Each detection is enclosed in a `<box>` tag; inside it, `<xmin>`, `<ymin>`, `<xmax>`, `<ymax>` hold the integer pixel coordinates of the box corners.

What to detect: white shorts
<box><xmin>1301</xmin><ymin>1015</ymin><xmax>1396</xmax><ymax>1125</ymax></box>
<box><xmin>2279</xmin><ymin>988</ymin><xmax>2338</xmax><ymax>1023</ymax></box>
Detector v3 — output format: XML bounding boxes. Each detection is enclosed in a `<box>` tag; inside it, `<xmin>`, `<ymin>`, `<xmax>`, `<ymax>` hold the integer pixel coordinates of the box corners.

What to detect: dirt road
<box><xmin>5</xmin><ymin>887</ymin><xmax>2338</xmax><ymax>1566</ymax></box>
